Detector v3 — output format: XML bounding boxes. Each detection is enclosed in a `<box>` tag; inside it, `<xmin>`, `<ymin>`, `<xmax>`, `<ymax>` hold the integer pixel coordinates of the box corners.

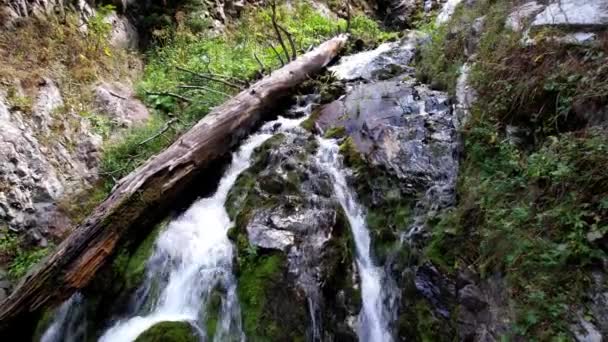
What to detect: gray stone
<box><xmin>505</xmin><ymin>1</ymin><xmax>545</xmax><ymax>31</ymax></box>
<box><xmin>105</xmin><ymin>12</ymin><xmax>139</xmax><ymax>50</ymax></box>
<box><xmin>0</xmin><ymin>80</ymin><xmax>102</xmax><ymax>236</ymax></box>
<box><xmin>328</xmin><ymin>31</ymin><xmax>426</xmax><ymax>81</ymax></box>
<box><xmin>94</xmin><ymin>82</ymin><xmax>150</xmax><ymax>128</ymax></box>
<box><xmin>532</xmin><ymin>0</ymin><xmax>608</xmax><ymax>28</ymax></box>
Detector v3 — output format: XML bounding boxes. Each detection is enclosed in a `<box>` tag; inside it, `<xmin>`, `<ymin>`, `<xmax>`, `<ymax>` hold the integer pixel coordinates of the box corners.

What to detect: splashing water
<box><xmin>97</xmin><ymin>115</ymin><xmax>309</xmax><ymax>342</ymax></box>
<box><xmin>315</xmin><ymin>137</ymin><xmax>393</xmax><ymax>342</ymax></box>
<box><xmin>41</xmin><ymin>293</ymin><xmax>87</xmax><ymax>342</ymax></box>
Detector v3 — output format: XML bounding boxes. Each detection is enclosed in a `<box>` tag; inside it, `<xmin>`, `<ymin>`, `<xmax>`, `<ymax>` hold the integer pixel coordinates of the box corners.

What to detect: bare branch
<box><xmin>175</xmin><ymin>66</ymin><xmax>243</xmax><ymax>89</ymax></box>
<box><xmin>254</xmin><ymin>53</ymin><xmax>267</xmax><ymax>75</ymax></box>
<box><xmin>177</xmin><ymin>85</ymin><xmax>232</xmax><ymax>97</ymax></box>
<box><xmin>268</xmin><ymin>42</ymin><xmax>285</xmax><ymax>67</ymax></box>
<box><xmin>139</xmin><ymin>118</ymin><xmax>178</xmax><ymax>146</ymax></box>
<box><xmin>277</xmin><ymin>24</ymin><xmax>297</xmax><ymax>61</ymax></box>
<box><xmin>270</xmin><ymin>0</ymin><xmax>291</xmax><ymax>62</ymax></box>
<box><xmin>346</xmin><ymin>0</ymin><xmax>352</xmax><ymax>33</ymax></box>
<box><xmin>146</xmin><ymin>91</ymin><xmax>192</xmax><ymax>103</ymax></box>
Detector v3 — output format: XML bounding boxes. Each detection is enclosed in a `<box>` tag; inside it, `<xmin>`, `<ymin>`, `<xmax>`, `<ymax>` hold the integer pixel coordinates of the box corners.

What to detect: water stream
<box><xmin>97</xmin><ymin>115</ymin><xmax>309</xmax><ymax>342</ymax></box>
<box><xmin>315</xmin><ymin>138</ymin><xmax>393</xmax><ymax>342</ymax></box>
<box><xmin>41</xmin><ymin>293</ymin><xmax>87</xmax><ymax>342</ymax></box>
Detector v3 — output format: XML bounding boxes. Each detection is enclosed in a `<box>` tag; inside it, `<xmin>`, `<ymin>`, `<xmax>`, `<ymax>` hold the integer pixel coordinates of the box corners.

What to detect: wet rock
<box><xmin>328</xmin><ymin>32</ymin><xmax>426</xmax><ymax>82</ymax></box>
<box><xmin>379</xmin><ymin>0</ymin><xmax>422</xmax><ymax>28</ymax></box>
<box><xmin>531</xmin><ymin>0</ymin><xmax>608</xmax><ymax>29</ymax></box>
<box><xmin>414</xmin><ymin>263</ymin><xmax>455</xmax><ymax>319</ymax></box>
<box><xmin>456</xmin><ymin>273</ymin><xmax>513</xmax><ymax>342</ymax></box>
<box><xmin>94</xmin><ymin>82</ymin><xmax>150</xmax><ymax>128</ymax></box>
<box><xmin>316</xmin><ymin>78</ymin><xmax>457</xmax><ymax>200</ymax></box>
<box><xmin>436</xmin><ymin>0</ymin><xmax>464</xmax><ymax>25</ymax></box>
<box><xmin>227</xmin><ymin>130</ymin><xmax>360</xmax><ymax>340</ymax></box>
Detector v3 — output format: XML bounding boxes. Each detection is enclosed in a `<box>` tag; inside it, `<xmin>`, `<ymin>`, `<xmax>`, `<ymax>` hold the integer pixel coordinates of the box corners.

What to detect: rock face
<box><xmin>94</xmin><ymin>82</ymin><xmax>149</xmax><ymax>128</ymax></box>
<box><xmin>531</xmin><ymin>0</ymin><xmax>608</xmax><ymax>28</ymax></box>
<box><xmin>0</xmin><ymin>80</ymin><xmax>102</xmax><ymax>240</ymax></box>
<box><xmin>227</xmin><ymin>131</ymin><xmax>361</xmax><ymax>341</ymax></box>
<box><xmin>315</xmin><ymin>36</ymin><xmax>462</xmax><ymax>339</ymax></box>
<box><xmin>105</xmin><ymin>11</ymin><xmax>139</xmax><ymax>50</ymax></box>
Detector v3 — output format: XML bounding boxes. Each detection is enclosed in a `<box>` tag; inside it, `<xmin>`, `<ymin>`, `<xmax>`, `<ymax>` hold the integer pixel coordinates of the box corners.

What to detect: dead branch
<box><xmin>146</xmin><ymin>91</ymin><xmax>192</xmax><ymax>103</ymax></box>
<box><xmin>175</xmin><ymin>66</ymin><xmax>243</xmax><ymax>89</ymax></box>
<box><xmin>254</xmin><ymin>53</ymin><xmax>267</xmax><ymax>75</ymax></box>
<box><xmin>268</xmin><ymin>42</ymin><xmax>286</xmax><ymax>67</ymax></box>
<box><xmin>270</xmin><ymin>0</ymin><xmax>291</xmax><ymax>62</ymax></box>
<box><xmin>177</xmin><ymin>85</ymin><xmax>232</xmax><ymax>97</ymax></box>
<box><xmin>139</xmin><ymin>118</ymin><xmax>178</xmax><ymax>146</ymax></box>
<box><xmin>277</xmin><ymin>24</ymin><xmax>297</xmax><ymax>61</ymax></box>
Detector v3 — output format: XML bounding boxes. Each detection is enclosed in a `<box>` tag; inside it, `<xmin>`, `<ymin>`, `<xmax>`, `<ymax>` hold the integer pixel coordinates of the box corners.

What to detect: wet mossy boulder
<box><xmin>227</xmin><ymin>129</ymin><xmax>360</xmax><ymax>340</ymax></box>
<box><xmin>134</xmin><ymin>321</ymin><xmax>199</xmax><ymax>342</ymax></box>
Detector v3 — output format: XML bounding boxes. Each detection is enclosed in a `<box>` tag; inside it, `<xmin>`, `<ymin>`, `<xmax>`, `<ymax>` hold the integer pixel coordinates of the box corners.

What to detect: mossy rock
<box><xmin>134</xmin><ymin>321</ymin><xmax>199</xmax><ymax>342</ymax></box>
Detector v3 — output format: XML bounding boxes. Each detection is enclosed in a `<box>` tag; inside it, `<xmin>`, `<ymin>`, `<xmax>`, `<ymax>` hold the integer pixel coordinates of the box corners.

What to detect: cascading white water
<box><xmin>41</xmin><ymin>293</ymin><xmax>86</xmax><ymax>342</ymax></box>
<box><xmin>315</xmin><ymin>138</ymin><xmax>393</xmax><ymax>342</ymax></box>
<box><xmin>98</xmin><ymin>115</ymin><xmax>309</xmax><ymax>342</ymax></box>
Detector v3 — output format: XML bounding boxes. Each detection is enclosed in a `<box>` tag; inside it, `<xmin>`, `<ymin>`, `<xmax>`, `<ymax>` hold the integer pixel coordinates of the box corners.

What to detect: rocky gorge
<box><xmin>0</xmin><ymin>0</ymin><xmax>607</xmax><ymax>341</ymax></box>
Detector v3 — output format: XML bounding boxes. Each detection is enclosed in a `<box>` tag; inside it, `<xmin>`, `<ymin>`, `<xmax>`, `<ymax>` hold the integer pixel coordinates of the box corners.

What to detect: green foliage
<box><xmin>427</xmin><ymin>124</ymin><xmax>608</xmax><ymax>337</ymax></box>
<box><xmin>0</xmin><ymin>227</ymin><xmax>52</xmax><ymax>280</ymax></box>
<box><xmin>134</xmin><ymin>321</ymin><xmax>199</xmax><ymax>342</ymax></box>
<box><xmin>323</xmin><ymin>126</ymin><xmax>346</xmax><ymax>139</ymax></box>
<box><xmin>87</xmin><ymin>5</ymin><xmax>115</xmax><ymax>55</ymax></box>
<box><xmin>414</xmin><ymin>1</ymin><xmax>492</xmax><ymax>94</ymax></box>
<box><xmin>8</xmin><ymin>247</ymin><xmax>51</xmax><ymax>280</ymax></box>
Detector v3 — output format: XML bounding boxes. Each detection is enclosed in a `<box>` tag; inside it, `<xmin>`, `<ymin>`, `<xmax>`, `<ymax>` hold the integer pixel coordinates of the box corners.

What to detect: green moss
<box><xmin>134</xmin><ymin>321</ymin><xmax>199</xmax><ymax>342</ymax></box>
<box><xmin>237</xmin><ymin>252</ymin><xmax>308</xmax><ymax>341</ymax></box>
<box><xmin>205</xmin><ymin>290</ymin><xmax>222</xmax><ymax>340</ymax></box>
<box><xmin>324</xmin><ymin>126</ymin><xmax>346</xmax><ymax>139</ymax></box>
<box><xmin>301</xmin><ymin>107</ymin><xmax>323</xmax><ymax>132</ymax></box>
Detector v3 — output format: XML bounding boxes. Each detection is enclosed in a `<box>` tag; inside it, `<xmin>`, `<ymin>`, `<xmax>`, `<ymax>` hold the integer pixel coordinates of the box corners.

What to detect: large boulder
<box><xmin>531</xmin><ymin>0</ymin><xmax>608</xmax><ymax>28</ymax></box>
<box><xmin>227</xmin><ymin>131</ymin><xmax>360</xmax><ymax>341</ymax></box>
<box><xmin>94</xmin><ymin>81</ymin><xmax>149</xmax><ymax>128</ymax></box>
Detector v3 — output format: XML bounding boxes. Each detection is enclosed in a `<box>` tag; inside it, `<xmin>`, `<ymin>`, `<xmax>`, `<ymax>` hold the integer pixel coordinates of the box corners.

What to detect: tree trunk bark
<box><xmin>0</xmin><ymin>34</ymin><xmax>348</xmax><ymax>332</ymax></box>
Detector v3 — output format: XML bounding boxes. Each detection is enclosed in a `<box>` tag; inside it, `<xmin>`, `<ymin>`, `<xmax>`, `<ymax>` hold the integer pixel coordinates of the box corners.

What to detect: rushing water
<box><xmin>96</xmin><ymin>115</ymin><xmax>309</xmax><ymax>342</ymax></box>
<box><xmin>315</xmin><ymin>138</ymin><xmax>393</xmax><ymax>342</ymax></box>
<box><xmin>41</xmin><ymin>293</ymin><xmax>87</xmax><ymax>342</ymax></box>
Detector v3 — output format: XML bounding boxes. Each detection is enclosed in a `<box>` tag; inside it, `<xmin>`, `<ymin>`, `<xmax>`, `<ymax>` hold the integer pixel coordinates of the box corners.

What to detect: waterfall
<box><xmin>95</xmin><ymin>114</ymin><xmax>310</xmax><ymax>342</ymax></box>
<box><xmin>41</xmin><ymin>293</ymin><xmax>87</xmax><ymax>342</ymax></box>
<box><xmin>315</xmin><ymin>138</ymin><xmax>393</xmax><ymax>342</ymax></box>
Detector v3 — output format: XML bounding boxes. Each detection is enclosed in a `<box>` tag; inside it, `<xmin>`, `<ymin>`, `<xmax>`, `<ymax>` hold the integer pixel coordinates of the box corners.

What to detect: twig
<box><xmin>139</xmin><ymin>118</ymin><xmax>178</xmax><ymax>146</ymax></box>
<box><xmin>268</xmin><ymin>42</ymin><xmax>285</xmax><ymax>67</ymax></box>
<box><xmin>108</xmin><ymin>90</ymin><xmax>128</xmax><ymax>100</ymax></box>
<box><xmin>346</xmin><ymin>0</ymin><xmax>352</xmax><ymax>33</ymax></box>
<box><xmin>254</xmin><ymin>53</ymin><xmax>267</xmax><ymax>75</ymax></box>
<box><xmin>175</xmin><ymin>66</ymin><xmax>243</xmax><ymax>89</ymax></box>
<box><xmin>177</xmin><ymin>85</ymin><xmax>232</xmax><ymax>97</ymax></box>
<box><xmin>277</xmin><ymin>24</ymin><xmax>297</xmax><ymax>61</ymax></box>
<box><xmin>270</xmin><ymin>0</ymin><xmax>291</xmax><ymax>62</ymax></box>
<box><xmin>146</xmin><ymin>91</ymin><xmax>192</xmax><ymax>103</ymax></box>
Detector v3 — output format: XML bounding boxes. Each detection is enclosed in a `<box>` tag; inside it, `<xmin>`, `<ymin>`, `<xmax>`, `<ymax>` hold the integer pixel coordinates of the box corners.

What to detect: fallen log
<box><xmin>0</xmin><ymin>34</ymin><xmax>348</xmax><ymax>332</ymax></box>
